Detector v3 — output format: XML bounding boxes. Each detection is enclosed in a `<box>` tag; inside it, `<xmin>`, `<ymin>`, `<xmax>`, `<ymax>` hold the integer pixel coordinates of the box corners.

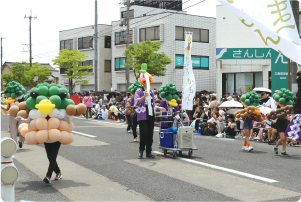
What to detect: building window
<box><xmin>60</xmin><ymin>39</ymin><xmax>73</xmax><ymax>50</ymax></box>
<box><xmin>60</xmin><ymin>68</ymin><xmax>67</xmax><ymax>74</ymax></box>
<box><xmin>78</xmin><ymin>36</ymin><xmax>93</xmax><ymax>50</ymax></box>
<box><xmin>115</xmin><ymin>58</ymin><xmax>132</xmax><ymax>71</ymax></box>
<box><xmin>175</xmin><ymin>26</ymin><xmax>209</xmax><ymax>43</ymax></box>
<box><xmin>78</xmin><ymin>60</ymin><xmax>93</xmax><ymax>72</ymax></box>
<box><xmin>105</xmin><ymin>36</ymin><xmax>111</xmax><ymax>48</ymax></box>
<box><xmin>121</xmin><ymin>10</ymin><xmax>134</xmax><ymax>19</ymax></box>
<box><xmin>115</xmin><ymin>30</ymin><xmax>133</xmax><ymax>45</ymax></box>
<box><xmin>175</xmin><ymin>55</ymin><xmax>209</xmax><ymax>69</ymax></box>
<box><xmin>105</xmin><ymin>60</ymin><xmax>111</xmax><ymax>72</ymax></box>
<box><xmin>140</xmin><ymin>26</ymin><xmax>160</xmax><ymax>41</ymax></box>
<box><xmin>222</xmin><ymin>72</ymin><xmax>263</xmax><ymax>96</ymax></box>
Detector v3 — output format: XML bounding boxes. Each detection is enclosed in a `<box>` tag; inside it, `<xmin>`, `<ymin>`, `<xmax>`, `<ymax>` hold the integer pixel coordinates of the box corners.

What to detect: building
<box><xmin>1</xmin><ymin>62</ymin><xmax>59</xmax><ymax>88</ymax></box>
<box><xmin>216</xmin><ymin>5</ymin><xmax>296</xmax><ymax>100</ymax></box>
<box><xmin>59</xmin><ymin>24</ymin><xmax>112</xmax><ymax>92</ymax></box>
<box><xmin>111</xmin><ymin>5</ymin><xmax>216</xmax><ymax>92</ymax></box>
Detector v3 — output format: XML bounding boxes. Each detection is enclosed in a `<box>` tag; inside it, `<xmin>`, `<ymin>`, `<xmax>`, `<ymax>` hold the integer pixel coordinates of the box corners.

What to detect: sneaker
<box><xmin>55</xmin><ymin>173</ymin><xmax>62</xmax><ymax>180</ymax></box>
<box><xmin>247</xmin><ymin>146</ymin><xmax>253</xmax><ymax>152</ymax></box>
<box><xmin>281</xmin><ymin>151</ymin><xmax>289</xmax><ymax>156</ymax></box>
<box><xmin>146</xmin><ymin>153</ymin><xmax>155</xmax><ymax>158</ymax></box>
<box><xmin>19</xmin><ymin>141</ymin><xmax>22</xmax><ymax>149</ymax></box>
<box><xmin>274</xmin><ymin>146</ymin><xmax>278</xmax><ymax>155</ymax></box>
<box><xmin>242</xmin><ymin>146</ymin><xmax>248</xmax><ymax>151</ymax></box>
<box><xmin>134</xmin><ymin>137</ymin><xmax>138</xmax><ymax>142</ymax></box>
<box><xmin>215</xmin><ymin>133</ymin><xmax>223</xmax><ymax>138</ymax></box>
<box><xmin>116</xmin><ymin>120</ymin><xmax>120</xmax><ymax>122</ymax></box>
<box><xmin>127</xmin><ymin>130</ymin><xmax>132</xmax><ymax>133</ymax></box>
<box><xmin>43</xmin><ymin>177</ymin><xmax>51</xmax><ymax>184</ymax></box>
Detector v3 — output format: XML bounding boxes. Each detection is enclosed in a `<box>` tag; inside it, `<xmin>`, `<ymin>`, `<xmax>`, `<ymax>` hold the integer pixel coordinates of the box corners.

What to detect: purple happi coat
<box><xmin>285</xmin><ymin>114</ymin><xmax>301</xmax><ymax>142</ymax></box>
<box><xmin>134</xmin><ymin>88</ymin><xmax>158</xmax><ymax>121</ymax></box>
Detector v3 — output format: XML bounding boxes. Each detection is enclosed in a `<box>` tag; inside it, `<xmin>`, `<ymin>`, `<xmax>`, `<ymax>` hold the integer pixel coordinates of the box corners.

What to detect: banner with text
<box><xmin>218</xmin><ymin>0</ymin><xmax>301</xmax><ymax>64</ymax></box>
<box><xmin>182</xmin><ymin>33</ymin><xmax>196</xmax><ymax>110</ymax></box>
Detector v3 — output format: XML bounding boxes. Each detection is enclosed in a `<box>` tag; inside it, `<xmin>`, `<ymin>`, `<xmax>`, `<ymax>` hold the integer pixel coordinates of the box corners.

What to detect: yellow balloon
<box><xmin>168</xmin><ymin>99</ymin><xmax>178</xmax><ymax>107</ymax></box>
<box><xmin>35</xmin><ymin>99</ymin><xmax>55</xmax><ymax>114</ymax></box>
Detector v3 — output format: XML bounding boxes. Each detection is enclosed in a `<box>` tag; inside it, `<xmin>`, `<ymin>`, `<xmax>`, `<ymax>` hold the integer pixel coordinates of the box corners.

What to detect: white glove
<box><xmin>55</xmin><ymin>112</ymin><xmax>65</xmax><ymax>119</ymax></box>
<box><xmin>15</xmin><ymin>116</ymin><xmax>25</xmax><ymax>122</ymax></box>
<box><xmin>175</xmin><ymin>115</ymin><xmax>180</xmax><ymax>120</ymax></box>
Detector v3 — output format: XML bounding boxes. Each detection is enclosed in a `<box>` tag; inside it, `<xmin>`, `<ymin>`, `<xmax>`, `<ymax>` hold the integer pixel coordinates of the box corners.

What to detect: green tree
<box><xmin>52</xmin><ymin>49</ymin><xmax>92</xmax><ymax>94</ymax></box>
<box><xmin>1</xmin><ymin>62</ymin><xmax>52</xmax><ymax>87</ymax></box>
<box><xmin>123</xmin><ymin>40</ymin><xmax>172</xmax><ymax>80</ymax></box>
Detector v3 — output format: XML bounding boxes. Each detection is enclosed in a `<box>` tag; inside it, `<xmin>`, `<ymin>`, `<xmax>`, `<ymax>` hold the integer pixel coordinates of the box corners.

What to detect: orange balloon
<box><xmin>66</xmin><ymin>105</ymin><xmax>76</xmax><ymax>116</ymax></box>
<box><xmin>18</xmin><ymin>101</ymin><xmax>27</xmax><ymax>110</ymax></box>
<box><xmin>28</xmin><ymin>119</ymin><xmax>38</xmax><ymax>131</ymax></box>
<box><xmin>48</xmin><ymin>117</ymin><xmax>60</xmax><ymax>130</ymax></box>
<box><xmin>17</xmin><ymin>110</ymin><xmax>29</xmax><ymax>119</ymax></box>
<box><xmin>67</xmin><ymin>121</ymin><xmax>74</xmax><ymax>133</ymax></box>
<box><xmin>49</xmin><ymin>129</ymin><xmax>62</xmax><ymax>142</ymax></box>
<box><xmin>25</xmin><ymin>131</ymin><xmax>38</xmax><ymax>145</ymax></box>
<box><xmin>20</xmin><ymin>127</ymin><xmax>30</xmax><ymax>137</ymax></box>
<box><xmin>18</xmin><ymin>123</ymin><xmax>28</xmax><ymax>132</ymax></box>
<box><xmin>9</xmin><ymin>106</ymin><xmax>19</xmax><ymax>117</ymax></box>
<box><xmin>58</xmin><ymin>120</ymin><xmax>69</xmax><ymax>131</ymax></box>
<box><xmin>35</xmin><ymin>117</ymin><xmax>48</xmax><ymax>130</ymax></box>
<box><xmin>77</xmin><ymin>103</ymin><xmax>87</xmax><ymax>114</ymax></box>
<box><xmin>60</xmin><ymin>131</ymin><xmax>70</xmax><ymax>144</ymax></box>
<box><xmin>36</xmin><ymin>130</ymin><xmax>49</xmax><ymax>144</ymax></box>
<box><xmin>65</xmin><ymin>133</ymin><xmax>74</xmax><ymax>145</ymax></box>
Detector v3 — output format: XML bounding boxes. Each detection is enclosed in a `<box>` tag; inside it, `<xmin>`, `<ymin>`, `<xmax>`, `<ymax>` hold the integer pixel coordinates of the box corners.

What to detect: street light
<box><xmin>1</xmin><ymin>137</ymin><xmax>18</xmax><ymax>202</ymax></box>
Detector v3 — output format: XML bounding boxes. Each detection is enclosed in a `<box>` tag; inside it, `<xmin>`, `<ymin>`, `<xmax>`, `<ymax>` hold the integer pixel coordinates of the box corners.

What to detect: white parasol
<box><xmin>219</xmin><ymin>100</ymin><xmax>243</xmax><ymax>108</ymax></box>
<box><xmin>253</xmin><ymin>87</ymin><xmax>271</xmax><ymax>93</ymax></box>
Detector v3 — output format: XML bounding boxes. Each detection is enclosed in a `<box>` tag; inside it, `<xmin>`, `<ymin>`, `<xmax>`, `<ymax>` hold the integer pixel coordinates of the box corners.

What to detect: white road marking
<box><xmin>153</xmin><ymin>151</ymin><xmax>278</xmax><ymax>183</ymax></box>
<box><xmin>72</xmin><ymin>131</ymin><xmax>97</xmax><ymax>138</ymax></box>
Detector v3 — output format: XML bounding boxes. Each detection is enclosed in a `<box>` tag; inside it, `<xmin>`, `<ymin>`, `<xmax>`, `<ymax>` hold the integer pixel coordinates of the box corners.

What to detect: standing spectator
<box><xmin>109</xmin><ymin>95</ymin><xmax>116</xmax><ymax>104</ymax></box>
<box><xmin>83</xmin><ymin>92</ymin><xmax>92</xmax><ymax>119</ymax></box>
<box><xmin>209</xmin><ymin>94</ymin><xmax>219</xmax><ymax>109</ymax></box>
<box><xmin>191</xmin><ymin>93</ymin><xmax>200</xmax><ymax>120</ymax></box>
<box><xmin>225</xmin><ymin>92</ymin><xmax>232</xmax><ymax>101</ymax></box>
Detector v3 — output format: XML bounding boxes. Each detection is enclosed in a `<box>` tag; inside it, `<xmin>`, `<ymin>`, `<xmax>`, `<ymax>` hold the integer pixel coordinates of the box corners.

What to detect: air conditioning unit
<box><xmin>177</xmin><ymin>126</ymin><xmax>194</xmax><ymax>149</ymax></box>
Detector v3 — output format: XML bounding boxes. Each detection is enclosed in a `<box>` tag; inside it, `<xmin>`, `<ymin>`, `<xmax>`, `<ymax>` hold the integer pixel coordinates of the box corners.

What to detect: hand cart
<box><xmin>158</xmin><ymin>119</ymin><xmax>198</xmax><ymax>159</ymax></box>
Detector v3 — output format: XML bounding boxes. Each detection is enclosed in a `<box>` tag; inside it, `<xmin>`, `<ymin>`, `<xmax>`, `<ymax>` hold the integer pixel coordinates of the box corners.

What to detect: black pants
<box><xmin>139</xmin><ymin>115</ymin><xmax>154</xmax><ymax>153</ymax></box>
<box><xmin>44</xmin><ymin>142</ymin><xmax>61</xmax><ymax>178</ymax></box>
<box><xmin>86</xmin><ymin>107</ymin><xmax>92</xmax><ymax>119</ymax></box>
<box><xmin>132</xmin><ymin>116</ymin><xmax>138</xmax><ymax>138</ymax></box>
<box><xmin>126</xmin><ymin>115</ymin><xmax>133</xmax><ymax>131</ymax></box>
<box><xmin>195</xmin><ymin>119</ymin><xmax>200</xmax><ymax>130</ymax></box>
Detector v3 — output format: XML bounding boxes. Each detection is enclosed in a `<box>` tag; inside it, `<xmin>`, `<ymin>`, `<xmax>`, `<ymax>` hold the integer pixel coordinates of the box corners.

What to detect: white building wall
<box><xmin>112</xmin><ymin>6</ymin><xmax>216</xmax><ymax>93</ymax></box>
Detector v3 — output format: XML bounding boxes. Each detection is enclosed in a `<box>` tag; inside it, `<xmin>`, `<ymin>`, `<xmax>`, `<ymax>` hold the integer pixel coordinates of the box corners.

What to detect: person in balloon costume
<box><xmin>14</xmin><ymin>82</ymin><xmax>87</xmax><ymax>184</ymax></box>
<box><xmin>134</xmin><ymin>64</ymin><xmax>166</xmax><ymax>158</ymax></box>
<box><xmin>3</xmin><ymin>81</ymin><xmax>27</xmax><ymax>148</ymax></box>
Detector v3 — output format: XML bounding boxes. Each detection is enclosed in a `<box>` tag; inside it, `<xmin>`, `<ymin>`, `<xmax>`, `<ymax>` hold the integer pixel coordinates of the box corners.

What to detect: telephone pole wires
<box><xmin>24</xmin><ymin>9</ymin><xmax>37</xmax><ymax>68</ymax></box>
<box><xmin>94</xmin><ymin>0</ymin><xmax>98</xmax><ymax>94</ymax></box>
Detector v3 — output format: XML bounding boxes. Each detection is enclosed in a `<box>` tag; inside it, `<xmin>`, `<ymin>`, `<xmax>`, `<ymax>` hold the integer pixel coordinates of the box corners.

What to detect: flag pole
<box><xmin>288</xmin><ymin>58</ymin><xmax>291</xmax><ymax>90</ymax></box>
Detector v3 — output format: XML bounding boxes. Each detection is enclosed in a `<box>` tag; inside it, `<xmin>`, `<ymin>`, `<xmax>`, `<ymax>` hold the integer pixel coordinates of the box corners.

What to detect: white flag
<box><xmin>218</xmin><ymin>0</ymin><xmax>301</xmax><ymax>64</ymax></box>
<box><xmin>182</xmin><ymin>33</ymin><xmax>196</xmax><ymax>110</ymax></box>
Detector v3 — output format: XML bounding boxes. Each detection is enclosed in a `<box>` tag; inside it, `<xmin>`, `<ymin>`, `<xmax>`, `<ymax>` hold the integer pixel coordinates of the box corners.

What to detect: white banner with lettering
<box><xmin>182</xmin><ymin>33</ymin><xmax>196</xmax><ymax>110</ymax></box>
<box><xmin>218</xmin><ymin>0</ymin><xmax>301</xmax><ymax>64</ymax></box>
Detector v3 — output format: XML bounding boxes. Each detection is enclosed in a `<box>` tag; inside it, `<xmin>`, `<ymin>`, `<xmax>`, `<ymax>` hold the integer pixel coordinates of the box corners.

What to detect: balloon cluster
<box><xmin>126</xmin><ymin>98</ymin><xmax>135</xmax><ymax>116</ymax></box>
<box><xmin>159</xmin><ymin>83</ymin><xmax>178</xmax><ymax>101</ymax></box>
<box><xmin>272</xmin><ymin>88</ymin><xmax>294</xmax><ymax>105</ymax></box>
<box><xmin>234</xmin><ymin>106</ymin><xmax>263</xmax><ymax>121</ymax></box>
<box><xmin>128</xmin><ymin>81</ymin><xmax>143</xmax><ymax>95</ymax></box>
<box><xmin>4</xmin><ymin>81</ymin><xmax>26</xmax><ymax>99</ymax></box>
<box><xmin>240</xmin><ymin>91</ymin><xmax>260</xmax><ymax>106</ymax></box>
<box><xmin>267</xmin><ymin>105</ymin><xmax>292</xmax><ymax>120</ymax></box>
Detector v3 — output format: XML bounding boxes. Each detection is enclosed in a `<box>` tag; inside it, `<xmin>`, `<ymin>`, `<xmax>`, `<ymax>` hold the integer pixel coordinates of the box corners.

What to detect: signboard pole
<box><xmin>288</xmin><ymin>58</ymin><xmax>291</xmax><ymax>90</ymax></box>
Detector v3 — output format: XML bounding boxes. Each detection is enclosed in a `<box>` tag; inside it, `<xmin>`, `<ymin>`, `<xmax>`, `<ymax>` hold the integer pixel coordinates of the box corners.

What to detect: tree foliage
<box><xmin>1</xmin><ymin>62</ymin><xmax>52</xmax><ymax>87</ymax></box>
<box><xmin>123</xmin><ymin>41</ymin><xmax>172</xmax><ymax>80</ymax></box>
<box><xmin>52</xmin><ymin>49</ymin><xmax>92</xmax><ymax>94</ymax></box>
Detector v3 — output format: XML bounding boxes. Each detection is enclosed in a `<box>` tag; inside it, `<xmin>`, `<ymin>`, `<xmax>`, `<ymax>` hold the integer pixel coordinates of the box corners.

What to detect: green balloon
<box><xmin>283</xmin><ymin>93</ymin><xmax>289</xmax><ymax>99</ymax></box>
<box><xmin>245</xmin><ymin>99</ymin><xmax>250</xmax><ymax>105</ymax></box>
<box><xmin>36</xmin><ymin>95</ymin><xmax>48</xmax><ymax>104</ymax></box>
<box><xmin>26</xmin><ymin>97</ymin><xmax>36</xmax><ymax>110</ymax></box>
<box><xmin>22</xmin><ymin>89</ymin><xmax>26</xmax><ymax>94</ymax></box>
<box><xmin>11</xmin><ymin>93</ymin><xmax>17</xmax><ymax>99</ymax></box>
<box><xmin>59</xmin><ymin>88</ymin><xmax>68</xmax><ymax>94</ymax></box>
<box><xmin>172</xmin><ymin>94</ymin><xmax>179</xmax><ymax>100</ymax></box>
<box><xmin>289</xmin><ymin>92</ymin><xmax>294</xmax><ymax>96</ymax></box>
<box><xmin>67</xmin><ymin>94</ymin><xmax>70</xmax><ymax>99</ymax></box>
<box><xmin>277</xmin><ymin>91</ymin><xmax>283</xmax><ymax>97</ymax></box>
<box><xmin>279</xmin><ymin>97</ymin><xmax>285</xmax><ymax>105</ymax></box>
<box><xmin>59</xmin><ymin>98</ymin><xmax>69</xmax><ymax>109</ymax></box>
<box><xmin>246</xmin><ymin>93</ymin><xmax>250</xmax><ymax>99</ymax></box>
<box><xmin>161</xmin><ymin>92</ymin><xmax>166</xmax><ymax>98</ymax></box>
<box><xmin>36</xmin><ymin>84</ymin><xmax>42</xmax><ymax>88</ymax></box>
<box><xmin>286</xmin><ymin>100</ymin><xmax>294</xmax><ymax>105</ymax></box>
<box><xmin>6</xmin><ymin>93</ymin><xmax>11</xmax><ymax>97</ymax></box>
<box><xmin>61</xmin><ymin>85</ymin><xmax>67</xmax><ymax>89</ymax></box>
<box><xmin>49</xmin><ymin>86</ymin><xmax>59</xmax><ymax>96</ymax></box>
<box><xmin>57</xmin><ymin>85</ymin><xmax>62</xmax><ymax>88</ymax></box>
<box><xmin>31</xmin><ymin>87</ymin><xmax>38</xmax><ymax>93</ymax></box>
<box><xmin>68</xmin><ymin>99</ymin><xmax>75</xmax><ymax>105</ymax></box>
<box><xmin>49</xmin><ymin>95</ymin><xmax>61</xmax><ymax>108</ymax></box>
<box><xmin>255</xmin><ymin>95</ymin><xmax>259</xmax><ymax>99</ymax></box>
<box><xmin>37</xmin><ymin>86</ymin><xmax>49</xmax><ymax>97</ymax></box>
<box><xmin>50</xmin><ymin>83</ymin><xmax>56</xmax><ymax>87</ymax></box>
<box><xmin>274</xmin><ymin>95</ymin><xmax>280</xmax><ymax>102</ymax></box>
<box><xmin>241</xmin><ymin>95</ymin><xmax>246</xmax><ymax>102</ymax></box>
<box><xmin>166</xmin><ymin>94</ymin><xmax>172</xmax><ymax>101</ymax></box>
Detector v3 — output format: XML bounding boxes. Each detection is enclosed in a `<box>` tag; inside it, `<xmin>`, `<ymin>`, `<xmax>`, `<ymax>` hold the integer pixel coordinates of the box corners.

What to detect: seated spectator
<box><xmin>93</xmin><ymin>101</ymin><xmax>100</xmax><ymax>119</ymax></box>
<box><xmin>108</xmin><ymin>103</ymin><xmax>119</xmax><ymax>120</ymax></box>
<box><xmin>233</xmin><ymin>95</ymin><xmax>239</xmax><ymax>102</ymax></box>
<box><xmin>101</xmin><ymin>105</ymin><xmax>108</xmax><ymax>120</ymax></box>
<box><xmin>224</xmin><ymin>114</ymin><xmax>237</xmax><ymax>138</ymax></box>
<box><xmin>215</xmin><ymin>110</ymin><xmax>225</xmax><ymax>137</ymax></box>
<box><xmin>209</xmin><ymin>95</ymin><xmax>219</xmax><ymax>109</ymax></box>
<box><xmin>207</xmin><ymin>112</ymin><xmax>219</xmax><ymax>136</ymax></box>
<box><xmin>201</xmin><ymin>105</ymin><xmax>211</xmax><ymax>123</ymax></box>
<box><xmin>193</xmin><ymin>107</ymin><xmax>203</xmax><ymax>133</ymax></box>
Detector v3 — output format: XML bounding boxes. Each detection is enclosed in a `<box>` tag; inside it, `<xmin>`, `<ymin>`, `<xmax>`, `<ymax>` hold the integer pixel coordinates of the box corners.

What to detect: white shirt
<box><xmin>102</xmin><ymin>109</ymin><xmax>108</xmax><ymax>120</ymax></box>
<box><xmin>95</xmin><ymin>104</ymin><xmax>100</xmax><ymax>113</ymax></box>
<box><xmin>144</xmin><ymin>90</ymin><xmax>153</xmax><ymax>116</ymax></box>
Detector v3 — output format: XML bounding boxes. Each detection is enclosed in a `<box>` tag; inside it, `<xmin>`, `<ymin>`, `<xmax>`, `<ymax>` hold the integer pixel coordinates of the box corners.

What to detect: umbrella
<box><xmin>219</xmin><ymin>100</ymin><xmax>243</xmax><ymax>108</ymax></box>
<box><xmin>253</xmin><ymin>87</ymin><xmax>271</xmax><ymax>93</ymax></box>
<box><xmin>260</xmin><ymin>106</ymin><xmax>272</xmax><ymax>115</ymax></box>
<box><xmin>227</xmin><ymin>108</ymin><xmax>241</xmax><ymax>115</ymax></box>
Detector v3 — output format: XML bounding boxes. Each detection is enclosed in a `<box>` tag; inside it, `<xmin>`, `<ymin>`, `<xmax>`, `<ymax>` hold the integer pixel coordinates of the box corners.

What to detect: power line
<box><xmin>24</xmin><ymin>9</ymin><xmax>37</xmax><ymax>68</ymax></box>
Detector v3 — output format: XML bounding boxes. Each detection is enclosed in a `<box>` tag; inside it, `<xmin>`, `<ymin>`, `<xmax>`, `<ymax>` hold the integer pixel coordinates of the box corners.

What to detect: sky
<box><xmin>0</xmin><ymin>0</ymin><xmax>220</xmax><ymax>67</ymax></box>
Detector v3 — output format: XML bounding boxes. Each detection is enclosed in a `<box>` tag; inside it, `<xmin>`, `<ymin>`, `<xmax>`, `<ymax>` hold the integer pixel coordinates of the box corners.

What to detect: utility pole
<box><xmin>292</xmin><ymin>0</ymin><xmax>299</xmax><ymax>93</ymax></box>
<box><xmin>1</xmin><ymin>33</ymin><xmax>6</xmax><ymax>91</ymax></box>
<box><xmin>125</xmin><ymin>0</ymin><xmax>130</xmax><ymax>92</ymax></box>
<box><xmin>24</xmin><ymin>10</ymin><xmax>37</xmax><ymax>68</ymax></box>
<box><xmin>94</xmin><ymin>0</ymin><xmax>98</xmax><ymax>94</ymax></box>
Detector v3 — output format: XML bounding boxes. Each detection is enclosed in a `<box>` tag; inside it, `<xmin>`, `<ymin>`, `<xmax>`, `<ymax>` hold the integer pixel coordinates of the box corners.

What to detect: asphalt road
<box><xmin>1</xmin><ymin>114</ymin><xmax>301</xmax><ymax>201</ymax></box>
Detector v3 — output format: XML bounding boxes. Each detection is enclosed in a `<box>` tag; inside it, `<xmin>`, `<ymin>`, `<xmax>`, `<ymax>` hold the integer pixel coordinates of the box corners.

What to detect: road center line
<box><xmin>72</xmin><ymin>131</ymin><xmax>97</xmax><ymax>138</ymax></box>
<box><xmin>152</xmin><ymin>151</ymin><xmax>278</xmax><ymax>183</ymax></box>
